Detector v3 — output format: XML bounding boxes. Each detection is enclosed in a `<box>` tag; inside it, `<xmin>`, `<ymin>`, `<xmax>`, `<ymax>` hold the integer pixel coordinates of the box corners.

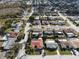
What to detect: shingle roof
<box><xmin>7</xmin><ymin>31</ymin><xmax>18</xmax><ymax>38</ymax></box>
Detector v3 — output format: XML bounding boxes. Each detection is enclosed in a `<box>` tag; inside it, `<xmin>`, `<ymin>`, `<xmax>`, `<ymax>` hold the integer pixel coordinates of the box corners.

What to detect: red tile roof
<box><xmin>31</xmin><ymin>38</ymin><xmax>43</xmax><ymax>49</ymax></box>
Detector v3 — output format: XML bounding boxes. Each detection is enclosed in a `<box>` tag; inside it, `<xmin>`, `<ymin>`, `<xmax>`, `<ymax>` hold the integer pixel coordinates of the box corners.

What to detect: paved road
<box><xmin>58</xmin><ymin>12</ymin><xmax>79</xmax><ymax>32</ymax></box>
<box><xmin>15</xmin><ymin>7</ymin><xmax>34</xmax><ymax>59</ymax></box>
<box><xmin>20</xmin><ymin>55</ymin><xmax>79</xmax><ymax>59</ymax></box>
<box><xmin>0</xmin><ymin>52</ymin><xmax>6</xmax><ymax>59</ymax></box>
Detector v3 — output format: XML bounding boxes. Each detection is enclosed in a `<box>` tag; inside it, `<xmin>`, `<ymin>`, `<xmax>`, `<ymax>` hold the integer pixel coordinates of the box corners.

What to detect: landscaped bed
<box><xmin>59</xmin><ymin>50</ymin><xmax>71</xmax><ymax>55</ymax></box>
<box><xmin>25</xmin><ymin>48</ymin><xmax>42</xmax><ymax>55</ymax></box>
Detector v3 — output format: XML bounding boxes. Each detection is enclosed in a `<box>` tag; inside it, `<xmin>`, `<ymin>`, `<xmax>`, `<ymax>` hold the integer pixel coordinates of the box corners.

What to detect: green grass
<box><xmin>31</xmin><ymin>50</ymin><xmax>57</xmax><ymax>55</ymax></box>
<box><xmin>0</xmin><ymin>19</ymin><xmax>7</xmax><ymax>25</ymax></box>
<box><xmin>26</xmin><ymin>49</ymin><xmax>41</xmax><ymax>55</ymax></box>
<box><xmin>5</xmin><ymin>28</ymin><xmax>12</xmax><ymax>33</ymax></box>
<box><xmin>45</xmin><ymin>50</ymin><xmax>57</xmax><ymax>55</ymax></box>
<box><xmin>30</xmin><ymin>51</ymin><xmax>40</xmax><ymax>55</ymax></box>
<box><xmin>59</xmin><ymin>50</ymin><xmax>71</xmax><ymax>55</ymax></box>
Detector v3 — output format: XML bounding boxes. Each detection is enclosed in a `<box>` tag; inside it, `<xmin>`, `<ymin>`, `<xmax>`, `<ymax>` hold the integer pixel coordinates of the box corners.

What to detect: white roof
<box><xmin>2</xmin><ymin>41</ymin><xmax>8</xmax><ymax>47</ymax></box>
<box><xmin>35</xmin><ymin>16</ymin><xmax>39</xmax><ymax>20</ymax></box>
<box><xmin>67</xmin><ymin>33</ymin><xmax>74</xmax><ymax>35</ymax></box>
<box><xmin>2</xmin><ymin>37</ymin><xmax>16</xmax><ymax>49</ymax></box>
<box><xmin>59</xmin><ymin>39</ymin><xmax>67</xmax><ymax>41</ymax></box>
<box><xmin>2</xmin><ymin>35</ymin><xmax>7</xmax><ymax>41</ymax></box>
<box><xmin>33</xmin><ymin>32</ymin><xmax>39</xmax><ymax>35</ymax></box>
<box><xmin>4</xmin><ymin>39</ymin><xmax>15</xmax><ymax>49</ymax></box>
<box><xmin>45</xmin><ymin>40</ymin><xmax>55</xmax><ymax>44</ymax></box>
<box><xmin>45</xmin><ymin>40</ymin><xmax>58</xmax><ymax>48</ymax></box>
<box><xmin>67</xmin><ymin>33</ymin><xmax>75</xmax><ymax>37</ymax></box>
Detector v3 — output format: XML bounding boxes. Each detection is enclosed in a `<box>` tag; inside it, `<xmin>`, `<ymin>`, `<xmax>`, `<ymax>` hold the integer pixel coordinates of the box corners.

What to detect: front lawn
<box><xmin>45</xmin><ymin>49</ymin><xmax>57</xmax><ymax>55</ymax></box>
<box><xmin>59</xmin><ymin>50</ymin><xmax>71</xmax><ymax>55</ymax></box>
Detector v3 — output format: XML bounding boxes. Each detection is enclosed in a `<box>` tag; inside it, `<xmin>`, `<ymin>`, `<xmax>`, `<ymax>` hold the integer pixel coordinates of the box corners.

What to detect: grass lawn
<box><xmin>59</xmin><ymin>50</ymin><xmax>71</xmax><ymax>55</ymax></box>
<box><xmin>30</xmin><ymin>51</ymin><xmax>40</xmax><ymax>55</ymax></box>
<box><xmin>5</xmin><ymin>28</ymin><xmax>12</xmax><ymax>33</ymax></box>
<box><xmin>26</xmin><ymin>49</ymin><xmax>41</xmax><ymax>55</ymax></box>
<box><xmin>0</xmin><ymin>19</ymin><xmax>7</xmax><ymax>25</ymax></box>
<box><xmin>45</xmin><ymin>50</ymin><xmax>57</xmax><ymax>55</ymax></box>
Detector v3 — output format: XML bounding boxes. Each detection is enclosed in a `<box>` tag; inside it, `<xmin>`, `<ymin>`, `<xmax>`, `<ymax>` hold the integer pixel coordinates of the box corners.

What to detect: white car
<box><xmin>74</xmin><ymin>50</ymin><xmax>79</xmax><ymax>56</ymax></box>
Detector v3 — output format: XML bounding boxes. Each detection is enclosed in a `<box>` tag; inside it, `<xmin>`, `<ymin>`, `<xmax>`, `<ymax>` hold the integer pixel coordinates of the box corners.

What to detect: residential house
<box><xmin>32</xmin><ymin>30</ymin><xmax>42</xmax><ymax>38</ymax></box>
<box><xmin>69</xmin><ymin>38</ymin><xmax>79</xmax><ymax>49</ymax></box>
<box><xmin>43</xmin><ymin>30</ymin><xmax>54</xmax><ymax>38</ymax></box>
<box><xmin>63</xmin><ymin>28</ymin><xmax>77</xmax><ymax>38</ymax></box>
<box><xmin>31</xmin><ymin>38</ymin><xmax>43</xmax><ymax>49</ymax></box>
<box><xmin>45</xmin><ymin>40</ymin><xmax>58</xmax><ymax>50</ymax></box>
<box><xmin>59</xmin><ymin>39</ymin><xmax>71</xmax><ymax>49</ymax></box>
<box><xmin>2</xmin><ymin>31</ymin><xmax>18</xmax><ymax>50</ymax></box>
<box><xmin>0</xmin><ymin>35</ymin><xmax>7</xmax><ymax>42</ymax></box>
<box><xmin>54</xmin><ymin>30</ymin><xmax>65</xmax><ymax>38</ymax></box>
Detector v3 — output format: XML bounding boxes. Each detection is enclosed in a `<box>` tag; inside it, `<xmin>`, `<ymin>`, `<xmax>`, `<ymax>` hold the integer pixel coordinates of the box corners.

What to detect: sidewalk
<box><xmin>0</xmin><ymin>52</ymin><xmax>6</xmax><ymax>59</ymax></box>
<box><xmin>20</xmin><ymin>55</ymin><xmax>79</xmax><ymax>59</ymax></box>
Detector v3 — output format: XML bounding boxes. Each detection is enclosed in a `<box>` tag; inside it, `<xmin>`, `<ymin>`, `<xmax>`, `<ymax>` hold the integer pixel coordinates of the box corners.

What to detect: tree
<box><xmin>16</xmin><ymin>33</ymin><xmax>25</xmax><ymax>42</ymax></box>
<box><xmin>4</xmin><ymin>20</ymin><xmax>13</xmax><ymax>29</ymax></box>
<box><xmin>29</xmin><ymin>16</ymin><xmax>35</xmax><ymax>23</ymax></box>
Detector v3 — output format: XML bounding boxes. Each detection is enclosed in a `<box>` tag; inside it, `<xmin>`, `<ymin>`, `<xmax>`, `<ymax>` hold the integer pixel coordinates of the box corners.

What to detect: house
<box><xmin>7</xmin><ymin>31</ymin><xmax>18</xmax><ymax>38</ymax></box>
<box><xmin>69</xmin><ymin>38</ymin><xmax>79</xmax><ymax>49</ymax></box>
<box><xmin>42</xmin><ymin>20</ymin><xmax>48</xmax><ymax>25</ymax></box>
<box><xmin>43</xmin><ymin>30</ymin><xmax>54</xmax><ymax>38</ymax></box>
<box><xmin>63</xmin><ymin>28</ymin><xmax>77</xmax><ymax>38</ymax></box>
<box><xmin>31</xmin><ymin>38</ymin><xmax>43</xmax><ymax>49</ymax></box>
<box><xmin>59</xmin><ymin>39</ymin><xmax>71</xmax><ymax>49</ymax></box>
<box><xmin>45</xmin><ymin>40</ymin><xmax>58</xmax><ymax>50</ymax></box>
<box><xmin>35</xmin><ymin>16</ymin><xmax>39</xmax><ymax>20</ymax></box>
<box><xmin>12</xmin><ymin>21</ymin><xmax>22</xmax><ymax>32</ymax></box>
<box><xmin>54</xmin><ymin>30</ymin><xmax>65</xmax><ymax>38</ymax></box>
<box><xmin>11</xmin><ymin>23</ymin><xmax>17</xmax><ymax>29</ymax></box>
<box><xmin>2</xmin><ymin>38</ymin><xmax>16</xmax><ymax>50</ymax></box>
<box><xmin>33</xmin><ymin>20</ymin><xmax>40</xmax><ymax>25</ymax></box>
<box><xmin>2</xmin><ymin>31</ymin><xmax>18</xmax><ymax>50</ymax></box>
<box><xmin>0</xmin><ymin>35</ymin><xmax>7</xmax><ymax>42</ymax></box>
<box><xmin>14</xmin><ymin>22</ymin><xmax>22</xmax><ymax>32</ymax></box>
<box><xmin>57</xmin><ymin>21</ymin><xmax>65</xmax><ymax>25</ymax></box>
<box><xmin>74</xmin><ymin>20</ymin><xmax>79</xmax><ymax>26</ymax></box>
<box><xmin>32</xmin><ymin>30</ymin><xmax>42</xmax><ymax>38</ymax></box>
